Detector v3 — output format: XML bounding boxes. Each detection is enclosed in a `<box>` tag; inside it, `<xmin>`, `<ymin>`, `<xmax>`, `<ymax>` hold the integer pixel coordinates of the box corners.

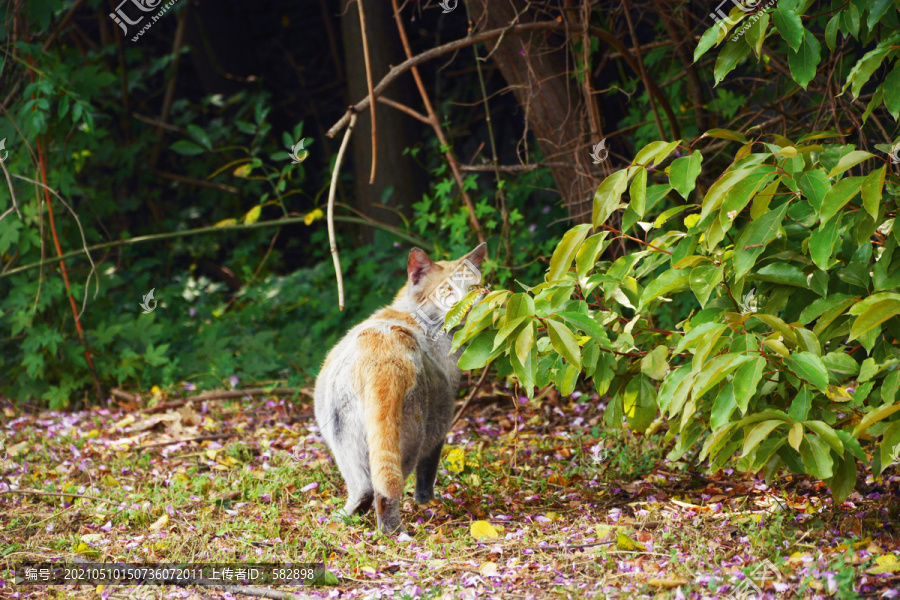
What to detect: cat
<box><xmin>314</xmin><ymin>243</ymin><xmax>487</xmax><ymax>533</ymax></box>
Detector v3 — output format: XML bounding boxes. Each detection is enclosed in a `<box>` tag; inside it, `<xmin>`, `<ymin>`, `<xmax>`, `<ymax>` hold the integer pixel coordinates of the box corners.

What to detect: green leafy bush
<box><xmin>451</xmin><ymin>0</ymin><xmax>900</xmax><ymax>499</ymax></box>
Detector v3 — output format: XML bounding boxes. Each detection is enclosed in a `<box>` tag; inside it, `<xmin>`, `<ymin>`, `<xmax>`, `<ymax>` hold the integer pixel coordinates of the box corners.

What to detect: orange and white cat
<box><xmin>314</xmin><ymin>243</ymin><xmax>486</xmax><ymax>533</ymax></box>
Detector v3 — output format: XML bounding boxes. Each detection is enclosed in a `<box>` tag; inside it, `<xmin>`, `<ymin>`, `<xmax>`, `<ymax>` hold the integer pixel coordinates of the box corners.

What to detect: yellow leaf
<box><xmin>100</xmin><ymin>474</ymin><xmax>120</xmax><ymax>487</ymax></box>
<box><xmin>81</xmin><ymin>533</ymin><xmax>103</xmax><ymax>543</ymax></box>
<box><xmin>479</xmin><ymin>561</ymin><xmax>499</xmax><ymax>577</ymax></box>
<box><xmin>149</xmin><ymin>514</ymin><xmax>169</xmax><ymax>532</ymax></box>
<box><xmin>867</xmin><ymin>562</ymin><xmax>900</xmax><ymax>575</ymax></box>
<box><xmin>113</xmin><ymin>414</ymin><xmax>136</xmax><ymax>431</ymax></box>
<box><xmin>876</xmin><ymin>554</ymin><xmax>898</xmax><ymax>566</ymax></box>
<box><xmin>545</xmin><ymin>511</ymin><xmax>561</xmax><ymax>522</ymax></box>
<box><xmin>445</xmin><ymin>448</ymin><xmax>465</xmax><ymax>473</ymax></box>
<box><xmin>85</xmin><ymin>429</ymin><xmax>100</xmax><ymax>439</ymax></box>
<box><xmin>304</xmin><ymin>208</ymin><xmax>324</xmax><ymax>226</ymax></box>
<box><xmin>684</xmin><ymin>214</ymin><xmax>700</xmax><ymax>229</ymax></box>
<box><xmin>616</xmin><ymin>533</ymin><xmax>646</xmax><ymax>552</ymax></box>
<box><xmin>243</xmin><ymin>205</ymin><xmax>262</xmax><ymax>225</ymax></box>
<box><xmin>151</xmin><ymin>385</ymin><xmax>162</xmax><ymax>398</ymax></box>
<box><xmin>73</xmin><ymin>543</ymin><xmax>100</xmax><ymax>558</ymax></box>
<box><xmin>825</xmin><ymin>385</ymin><xmax>853</xmax><ymax>402</ymax></box>
<box><xmin>233</xmin><ymin>164</ymin><xmax>252</xmax><ymax>178</ymax></box>
<box><xmin>214</xmin><ymin>218</ymin><xmax>238</xmax><ymax>227</ymax></box>
<box><xmin>470</xmin><ymin>520</ymin><xmax>499</xmax><ymax>540</ymax></box>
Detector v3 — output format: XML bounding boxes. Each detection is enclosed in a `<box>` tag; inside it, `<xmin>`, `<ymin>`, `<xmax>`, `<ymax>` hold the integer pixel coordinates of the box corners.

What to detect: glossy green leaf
<box><xmin>784</xmin><ymin>352</ymin><xmax>829</xmax><ymax>391</ymax></box>
<box><xmin>546</xmin><ymin>319</ymin><xmax>581</xmax><ymax>369</ymax></box>
<box><xmin>819</xmin><ymin>177</ymin><xmax>864</xmax><ymax>225</ymax></box>
<box><xmin>734</xmin><ymin>203</ymin><xmax>789</xmax><ymax>279</ymax></box>
<box><xmin>733</xmin><ymin>356</ymin><xmax>765</xmax><ymax>412</ymax></box>
<box><xmin>668</xmin><ymin>151</ymin><xmax>703</xmax><ymax>199</ymax></box>
<box><xmin>849</xmin><ymin>299</ymin><xmax>900</xmax><ymax>341</ymax></box>
<box><xmin>861</xmin><ymin>165</ymin><xmax>886</xmax><ymax>218</ymax></box>
<box><xmin>547</xmin><ymin>224</ymin><xmax>592</xmax><ymax>282</ymax></box>
<box><xmin>800</xmin><ymin>434</ymin><xmax>834</xmax><ymax>479</ymax></box>
<box><xmin>787</xmin><ymin>29</ymin><xmax>821</xmax><ymax>90</ymax></box>
<box><xmin>593</xmin><ymin>171</ymin><xmax>629</xmax><ymax>227</ymax></box>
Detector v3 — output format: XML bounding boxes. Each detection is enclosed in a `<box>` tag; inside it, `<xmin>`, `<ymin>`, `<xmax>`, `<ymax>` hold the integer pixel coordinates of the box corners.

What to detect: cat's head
<box><xmin>403</xmin><ymin>243</ymin><xmax>487</xmax><ymax>331</ymax></box>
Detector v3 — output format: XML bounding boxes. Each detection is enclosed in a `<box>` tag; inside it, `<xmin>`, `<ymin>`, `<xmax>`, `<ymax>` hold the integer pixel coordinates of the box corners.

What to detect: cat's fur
<box><xmin>314</xmin><ymin>243</ymin><xmax>487</xmax><ymax>533</ymax></box>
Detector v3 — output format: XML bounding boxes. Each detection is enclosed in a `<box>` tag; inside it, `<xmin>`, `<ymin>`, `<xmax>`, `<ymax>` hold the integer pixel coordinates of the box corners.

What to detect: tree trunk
<box><xmin>339</xmin><ymin>0</ymin><xmax>426</xmax><ymax>243</ymax></box>
<box><xmin>466</xmin><ymin>0</ymin><xmax>602</xmax><ymax>223</ymax></box>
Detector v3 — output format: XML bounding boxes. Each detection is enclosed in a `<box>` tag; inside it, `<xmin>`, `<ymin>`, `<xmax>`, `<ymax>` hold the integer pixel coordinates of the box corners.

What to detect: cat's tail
<box><xmin>353</xmin><ymin>326</ymin><xmax>417</xmax><ymax>499</ymax></box>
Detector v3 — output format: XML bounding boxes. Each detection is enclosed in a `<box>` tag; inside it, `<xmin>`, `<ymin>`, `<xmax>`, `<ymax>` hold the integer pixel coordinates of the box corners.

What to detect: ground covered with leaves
<box><xmin>2</xmin><ymin>381</ymin><xmax>900</xmax><ymax>599</ymax></box>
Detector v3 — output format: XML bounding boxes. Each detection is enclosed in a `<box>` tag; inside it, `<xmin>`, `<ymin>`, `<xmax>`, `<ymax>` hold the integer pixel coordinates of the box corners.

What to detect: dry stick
<box><xmin>125</xmin><ymin>387</ymin><xmax>314</xmax><ymax>414</ymax></box>
<box><xmin>327</xmin><ymin>113</ymin><xmax>357</xmax><ymax>310</ymax></box>
<box><xmin>327</xmin><ymin>22</ymin><xmax>679</xmax><ymax>142</ymax></box>
<box><xmin>355</xmin><ymin>0</ymin><xmax>377</xmax><ymax>184</ymax></box>
<box><xmin>390</xmin><ymin>0</ymin><xmax>485</xmax><ymax>244</ymax></box>
<box><xmin>134</xmin><ymin>433</ymin><xmax>237</xmax><ymax>451</ymax></box>
<box><xmin>451</xmin><ymin>364</ymin><xmax>492</xmax><ymax>427</ymax></box>
<box><xmin>34</xmin><ymin>133</ymin><xmax>102</xmax><ymax>401</ymax></box>
<box><xmin>0</xmin><ymin>157</ymin><xmax>22</xmax><ymax>221</ymax></box>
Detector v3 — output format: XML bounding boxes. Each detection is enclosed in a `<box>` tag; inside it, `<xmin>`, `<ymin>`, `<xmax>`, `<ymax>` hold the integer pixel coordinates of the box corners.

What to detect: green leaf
<box><xmin>787</xmin><ymin>29</ymin><xmax>821</xmax><ymax>90</ymax></box>
<box><xmin>458</xmin><ymin>330</ymin><xmax>501</xmax><ymax>370</ymax></box>
<box><xmin>743</xmin><ymin>420</ymin><xmax>786</xmax><ymax>458</ymax></box>
<box><xmin>640</xmin><ymin>345</ymin><xmax>669</xmax><ymax>381</ymax></box>
<box><xmin>733</xmin><ymin>356</ymin><xmax>765</xmax><ymax>413</ymax></box>
<box><xmin>547</xmin><ymin>224</ymin><xmax>592</xmax><ymax>282</ymax></box>
<box><xmin>878</xmin><ymin>422</ymin><xmax>900</xmax><ymax>474</ymax></box>
<box><xmin>592</xmin><ymin>171</ymin><xmax>629</xmax><ymax>227</ymax></box>
<box><xmin>657</xmin><ymin>365</ymin><xmax>692</xmax><ymax>414</ymax></box>
<box><xmin>715</xmin><ymin>38</ymin><xmax>752</xmax><ymax>85</ymax></box>
<box><xmin>734</xmin><ymin>202</ymin><xmax>789</xmax><ymax>278</ymax></box>
<box><xmin>789</xmin><ymin>386</ymin><xmax>812</xmax><ymax>422</ymax></box>
<box><xmin>187</xmin><ymin>124</ymin><xmax>212</xmax><ymax>150</ymax></box>
<box><xmin>629</xmin><ymin>167</ymin><xmax>647</xmax><ymax>216</ymax></box>
<box><xmin>798</xmin><ymin>294</ymin><xmax>855</xmax><ymax>325</ymax></box>
<box><xmin>515</xmin><ymin>322</ymin><xmax>536</xmax><ymax>367</ymax></box>
<box><xmin>633</xmin><ymin>140</ymin><xmax>681</xmax><ymax>168</ymax></box>
<box><xmin>557</xmin><ymin>312</ymin><xmax>609</xmax><ymax>347</ymax></box>
<box><xmin>574</xmin><ymin>232</ymin><xmax>609</xmax><ymax>279</ymax></box>
<box><xmin>493</xmin><ymin>315</ymin><xmax>528</xmax><ymax>350</ymax></box>
<box><xmin>800</xmin><ymin>434</ymin><xmax>834</xmax><ymax>479</ymax></box>
<box><xmin>772</xmin><ymin>8</ymin><xmax>804</xmax><ymax>51</ymax></box>
<box><xmin>827</xmin><ymin>454</ymin><xmax>857</xmax><ymax>503</ymax></box>
<box><xmin>819</xmin><ymin>177</ymin><xmax>864</xmax><ymax>225</ymax></box>
<box><xmin>668</xmin><ymin>151</ymin><xmax>703</xmax><ymax>199</ymax></box>
<box><xmin>638</xmin><ymin>269</ymin><xmax>691</xmax><ymax>310</ymax></box>
<box><xmin>546</xmin><ymin>319</ymin><xmax>581</xmax><ymax>369</ymax></box>
<box><xmin>825</xmin><ymin>14</ymin><xmax>839</xmax><ymax>52</ymax></box>
<box><xmin>826</xmin><ymin>151</ymin><xmax>875</xmax><ymax>178</ymax></box>
<box><xmin>624</xmin><ymin>375</ymin><xmax>657</xmax><ymax>433</ymax></box>
<box><xmin>851</xmin><ymin>403</ymin><xmax>900</xmax><ymax>439</ymax></box>
<box><xmin>701</xmin><ymin>129</ymin><xmax>748</xmax><ymax>142</ymax></box>
<box><xmin>689</xmin><ymin>264</ymin><xmax>723</xmax><ymax>308</ymax></box>
<box><xmin>796</xmin><ymin>170</ymin><xmax>831</xmax><ymax>211</ymax></box>
<box><xmin>861</xmin><ymin>165</ymin><xmax>886</xmax><ymax>219</ymax></box>
<box><xmin>785</xmin><ymin>352</ymin><xmax>829</xmax><ymax>391</ymax></box>
<box><xmin>849</xmin><ymin>299</ymin><xmax>900</xmax><ymax>341</ymax></box>
<box><xmin>884</xmin><ymin>63</ymin><xmax>900</xmax><ymax>120</ymax></box>
<box><xmin>803</xmin><ymin>421</ymin><xmax>844</xmax><ymax>456</ymax></box>
<box><xmin>711</xmin><ymin>383</ymin><xmax>738</xmax><ymax>430</ymax></box>
<box><xmin>170</xmin><ymin>140</ymin><xmax>206</xmax><ymax>156</ymax></box>
<box><xmin>809</xmin><ymin>211</ymin><xmax>842</xmax><ymax>270</ymax></box>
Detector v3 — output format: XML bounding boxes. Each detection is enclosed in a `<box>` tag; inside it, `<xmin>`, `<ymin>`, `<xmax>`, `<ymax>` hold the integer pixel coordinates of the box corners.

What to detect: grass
<box><xmin>1</xmin><ymin>384</ymin><xmax>899</xmax><ymax>598</ymax></box>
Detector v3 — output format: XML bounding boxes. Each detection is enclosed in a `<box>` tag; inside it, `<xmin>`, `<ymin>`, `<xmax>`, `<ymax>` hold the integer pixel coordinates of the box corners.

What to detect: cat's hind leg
<box><xmin>414</xmin><ymin>443</ymin><xmax>443</xmax><ymax>503</ymax></box>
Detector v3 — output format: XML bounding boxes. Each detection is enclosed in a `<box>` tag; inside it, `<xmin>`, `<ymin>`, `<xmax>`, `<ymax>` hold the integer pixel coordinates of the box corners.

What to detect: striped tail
<box><xmin>353</xmin><ymin>326</ymin><xmax>417</xmax><ymax>499</ymax></box>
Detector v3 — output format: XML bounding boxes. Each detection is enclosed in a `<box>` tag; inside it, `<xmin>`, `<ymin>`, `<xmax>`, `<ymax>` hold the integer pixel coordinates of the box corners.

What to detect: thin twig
<box><xmin>0</xmin><ymin>213</ymin><xmax>429</xmax><ymax>280</ymax></box>
<box><xmin>355</xmin><ymin>0</ymin><xmax>377</xmax><ymax>184</ymax></box>
<box><xmin>153</xmin><ymin>170</ymin><xmax>239</xmax><ymax>194</ymax></box>
<box><xmin>0</xmin><ymin>157</ymin><xmax>21</xmax><ymax>220</ymax></box>
<box><xmin>327</xmin><ymin>112</ymin><xmax>357</xmax><ymax>310</ymax></box>
<box><xmin>134</xmin><ymin>433</ymin><xmax>237</xmax><ymax>451</ymax></box>
<box><xmin>621</xmin><ymin>0</ymin><xmax>665</xmax><ymax>140</ymax></box>
<box><xmin>390</xmin><ymin>0</ymin><xmax>485</xmax><ymax>243</ymax></box>
<box><xmin>137</xmin><ymin>387</ymin><xmax>314</xmax><ymax>414</ymax></box>
<box><xmin>326</xmin><ymin>21</ymin><xmax>680</xmax><ymax>141</ymax></box>
<box><xmin>378</xmin><ymin>96</ymin><xmax>430</xmax><ymax>125</ymax></box>
<box><xmin>452</xmin><ymin>364</ymin><xmax>492</xmax><ymax>427</ymax></box>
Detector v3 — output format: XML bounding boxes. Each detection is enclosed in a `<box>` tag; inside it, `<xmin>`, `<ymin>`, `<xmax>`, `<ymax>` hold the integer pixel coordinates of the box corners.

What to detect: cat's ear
<box><xmin>408</xmin><ymin>248</ymin><xmax>435</xmax><ymax>285</ymax></box>
<box><xmin>464</xmin><ymin>243</ymin><xmax>487</xmax><ymax>270</ymax></box>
